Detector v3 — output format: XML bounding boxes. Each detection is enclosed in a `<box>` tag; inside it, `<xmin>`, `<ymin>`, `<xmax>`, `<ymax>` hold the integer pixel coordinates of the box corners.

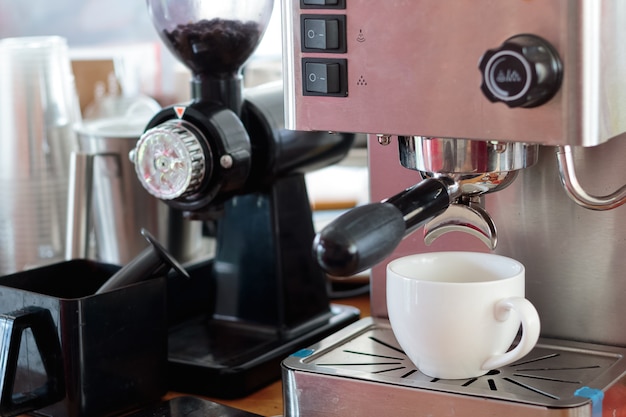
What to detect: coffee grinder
<box><xmin>281</xmin><ymin>1</ymin><xmax>626</xmax><ymax>416</ymax></box>
<box><xmin>129</xmin><ymin>0</ymin><xmax>359</xmax><ymax>398</ymax></box>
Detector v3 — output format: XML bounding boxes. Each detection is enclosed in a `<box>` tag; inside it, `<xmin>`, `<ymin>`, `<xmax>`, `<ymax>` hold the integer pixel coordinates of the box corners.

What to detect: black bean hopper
<box><xmin>128</xmin><ymin>0</ymin><xmax>359</xmax><ymax>399</ymax></box>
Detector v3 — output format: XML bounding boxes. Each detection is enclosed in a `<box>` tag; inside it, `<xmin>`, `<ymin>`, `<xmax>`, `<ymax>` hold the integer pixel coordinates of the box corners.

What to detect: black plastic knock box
<box><xmin>0</xmin><ymin>259</ymin><xmax>167</xmax><ymax>417</ymax></box>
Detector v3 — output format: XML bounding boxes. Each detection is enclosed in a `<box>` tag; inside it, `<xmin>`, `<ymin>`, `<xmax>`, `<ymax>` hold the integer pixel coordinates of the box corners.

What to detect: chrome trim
<box><xmin>580</xmin><ymin>0</ymin><xmax>602</xmax><ymax>146</ymax></box>
<box><xmin>281</xmin><ymin>0</ymin><xmax>297</xmax><ymax>130</ymax></box>
<box><xmin>399</xmin><ymin>137</ymin><xmax>539</xmax><ymax>173</ymax></box>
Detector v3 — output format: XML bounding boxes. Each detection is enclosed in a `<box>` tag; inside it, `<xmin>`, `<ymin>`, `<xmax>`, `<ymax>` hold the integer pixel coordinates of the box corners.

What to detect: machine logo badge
<box><xmin>496</xmin><ymin>69</ymin><xmax>522</xmax><ymax>83</ymax></box>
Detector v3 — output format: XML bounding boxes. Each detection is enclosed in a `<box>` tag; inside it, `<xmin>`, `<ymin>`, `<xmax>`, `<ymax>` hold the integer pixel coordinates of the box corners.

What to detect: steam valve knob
<box><xmin>132</xmin><ymin>120</ymin><xmax>206</xmax><ymax>200</ymax></box>
<box><xmin>479</xmin><ymin>34</ymin><xmax>563</xmax><ymax>108</ymax></box>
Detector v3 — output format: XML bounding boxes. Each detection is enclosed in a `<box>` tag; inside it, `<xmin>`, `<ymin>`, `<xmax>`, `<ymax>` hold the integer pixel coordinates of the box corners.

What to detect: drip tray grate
<box><xmin>283</xmin><ymin>317</ymin><xmax>626</xmax><ymax>408</ymax></box>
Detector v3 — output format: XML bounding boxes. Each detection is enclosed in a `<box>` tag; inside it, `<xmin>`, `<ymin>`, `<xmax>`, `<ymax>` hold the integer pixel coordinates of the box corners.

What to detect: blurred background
<box><xmin>0</xmin><ymin>0</ymin><xmax>368</xmax><ymax>282</ymax></box>
<box><xmin>0</xmin><ymin>0</ymin><xmax>284</xmax><ymax>107</ymax></box>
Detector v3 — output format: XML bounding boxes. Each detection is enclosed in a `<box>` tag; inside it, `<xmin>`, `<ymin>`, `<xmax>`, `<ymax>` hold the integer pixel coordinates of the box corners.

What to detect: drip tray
<box><xmin>283</xmin><ymin>317</ymin><xmax>626</xmax><ymax>409</ymax></box>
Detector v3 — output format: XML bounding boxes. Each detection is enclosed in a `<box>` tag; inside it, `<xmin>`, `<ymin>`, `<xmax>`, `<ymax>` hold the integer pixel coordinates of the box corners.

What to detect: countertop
<box><xmin>164</xmin><ymin>292</ymin><xmax>371</xmax><ymax>417</ymax></box>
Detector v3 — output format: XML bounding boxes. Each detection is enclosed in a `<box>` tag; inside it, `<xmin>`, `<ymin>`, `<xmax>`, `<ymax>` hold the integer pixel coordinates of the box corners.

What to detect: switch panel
<box><xmin>301</xmin><ymin>15</ymin><xmax>346</xmax><ymax>53</ymax></box>
<box><xmin>304</xmin><ymin>18</ymin><xmax>339</xmax><ymax>50</ymax></box>
<box><xmin>303</xmin><ymin>58</ymin><xmax>348</xmax><ymax>96</ymax></box>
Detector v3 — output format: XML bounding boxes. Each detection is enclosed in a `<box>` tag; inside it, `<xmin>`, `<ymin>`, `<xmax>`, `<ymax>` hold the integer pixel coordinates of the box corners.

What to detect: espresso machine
<box><xmin>281</xmin><ymin>1</ymin><xmax>626</xmax><ymax>416</ymax></box>
<box><xmin>128</xmin><ymin>0</ymin><xmax>359</xmax><ymax>399</ymax></box>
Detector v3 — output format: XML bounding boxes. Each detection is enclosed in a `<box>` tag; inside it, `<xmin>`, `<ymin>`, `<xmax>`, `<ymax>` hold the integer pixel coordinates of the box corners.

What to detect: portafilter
<box><xmin>313</xmin><ymin>136</ymin><xmax>538</xmax><ymax>277</ymax></box>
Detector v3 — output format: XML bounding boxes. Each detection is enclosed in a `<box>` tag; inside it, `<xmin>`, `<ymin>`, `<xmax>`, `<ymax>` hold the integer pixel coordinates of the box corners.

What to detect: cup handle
<box><xmin>481</xmin><ymin>297</ymin><xmax>541</xmax><ymax>370</ymax></box>
<box><xmin>0</xmin><ymin>307</ymin><xmax>65</xmax><ymax>417</ymax></box>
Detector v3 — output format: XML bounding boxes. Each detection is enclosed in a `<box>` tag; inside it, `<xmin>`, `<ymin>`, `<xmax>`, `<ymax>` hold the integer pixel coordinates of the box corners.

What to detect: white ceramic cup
<box><xmin>386</xmin><ymin>251</ymin><xmax>540</xmax><ymax>379</ymax></box>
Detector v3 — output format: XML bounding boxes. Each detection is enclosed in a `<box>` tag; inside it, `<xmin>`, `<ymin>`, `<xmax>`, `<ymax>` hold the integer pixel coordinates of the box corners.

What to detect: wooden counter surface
<box><xmin>165</xmin><ymin>293</ymin><xmax>371</xmax><ymax>417</ymax></box>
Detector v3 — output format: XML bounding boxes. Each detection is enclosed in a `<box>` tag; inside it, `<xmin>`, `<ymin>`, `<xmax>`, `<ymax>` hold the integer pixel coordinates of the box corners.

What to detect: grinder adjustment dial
<box><xmin>479</xmin><ymin>34</ymin><xmax>563</xmax><ymax>108</ymax></box>
<box><xmin>133</xmin><ymin>120</ymin><xmax>206</xmax><ymax>200</ymax></box>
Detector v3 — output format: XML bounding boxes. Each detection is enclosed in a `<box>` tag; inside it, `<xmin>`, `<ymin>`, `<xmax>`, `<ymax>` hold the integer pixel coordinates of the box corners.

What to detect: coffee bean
<box><xmin>164</xmin><ymin>18</ymin><xmax>262</xmax><ymax>76</ymax></box>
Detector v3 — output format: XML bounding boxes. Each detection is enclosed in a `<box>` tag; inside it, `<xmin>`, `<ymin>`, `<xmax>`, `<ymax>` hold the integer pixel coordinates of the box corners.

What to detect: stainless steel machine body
<box><xmin>281</xmin><ymin>0</ymin><xmax>626</xmax><ymax>415</ymax></box>
<box><xmin>283</xmin><ymin>0</ymin><xmax>626</xmax><ymax>147</ymax></box>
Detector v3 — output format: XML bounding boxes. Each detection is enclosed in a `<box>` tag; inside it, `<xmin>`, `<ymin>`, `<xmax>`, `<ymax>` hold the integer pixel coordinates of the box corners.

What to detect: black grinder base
<box><xmin>165</xmin><ymin>175</ymin><xmax>360</xmax><ymax>399</ymax></box>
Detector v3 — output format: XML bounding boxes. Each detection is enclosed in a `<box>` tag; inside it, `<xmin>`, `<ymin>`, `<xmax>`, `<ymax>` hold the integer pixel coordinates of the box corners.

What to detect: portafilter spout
<box><xmin>313</xmin><ymin>137</ymin><xmax>538</xmax><ymax>277</ymax></box>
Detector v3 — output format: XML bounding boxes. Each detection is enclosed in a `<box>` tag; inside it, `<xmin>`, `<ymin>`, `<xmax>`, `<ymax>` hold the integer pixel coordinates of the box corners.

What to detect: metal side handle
<box><xmin>65</xmin><ymin>152</ymin><xmax>94</xmax><ymax>259</ymax></box>
<box><xmin>65</xmin><ymin>151</ymin><xmax>126</xmax><ymax>261</ymax></box>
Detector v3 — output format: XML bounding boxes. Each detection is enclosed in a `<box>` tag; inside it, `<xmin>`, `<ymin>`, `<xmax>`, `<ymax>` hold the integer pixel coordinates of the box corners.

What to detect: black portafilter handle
<box><xmin>313</xmin><ymin>177</ymin><xmax>456</xmax><ymax>277</ymax></box>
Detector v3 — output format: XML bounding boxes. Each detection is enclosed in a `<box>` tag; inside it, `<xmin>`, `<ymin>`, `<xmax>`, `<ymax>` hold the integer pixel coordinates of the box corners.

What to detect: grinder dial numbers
<box><xmin>479</xmin><ymin>34</ymin><xmax>563</xmax><ymax>108</ymax></box>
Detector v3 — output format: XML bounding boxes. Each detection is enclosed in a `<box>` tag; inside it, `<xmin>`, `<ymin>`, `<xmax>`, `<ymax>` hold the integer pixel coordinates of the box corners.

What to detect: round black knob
<box><xmin>479</xmin><ymin>34</ymin><xmax>563</xmax><ymax>108</ymax></box>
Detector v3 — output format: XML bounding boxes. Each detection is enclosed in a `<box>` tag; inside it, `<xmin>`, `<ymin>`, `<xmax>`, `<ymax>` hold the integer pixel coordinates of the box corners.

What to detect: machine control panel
<box><xmin>301</xmin><ymin>15</ymin><xmax>347</xmax><ymax>52</ymax></box>
<box><xmin>304</xmin><ymin>59</ymin><xmax>345</xmax><ymax>94</ymax></box>
<box><xmin>283</xmin><ymin>0</ymin><xmax>626</xmax><ymax>147</ymax></box>
<box><xmin>298</xmin><ymin>2</ymin><xmax>348</xmax><ymax>97</ymax></box>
